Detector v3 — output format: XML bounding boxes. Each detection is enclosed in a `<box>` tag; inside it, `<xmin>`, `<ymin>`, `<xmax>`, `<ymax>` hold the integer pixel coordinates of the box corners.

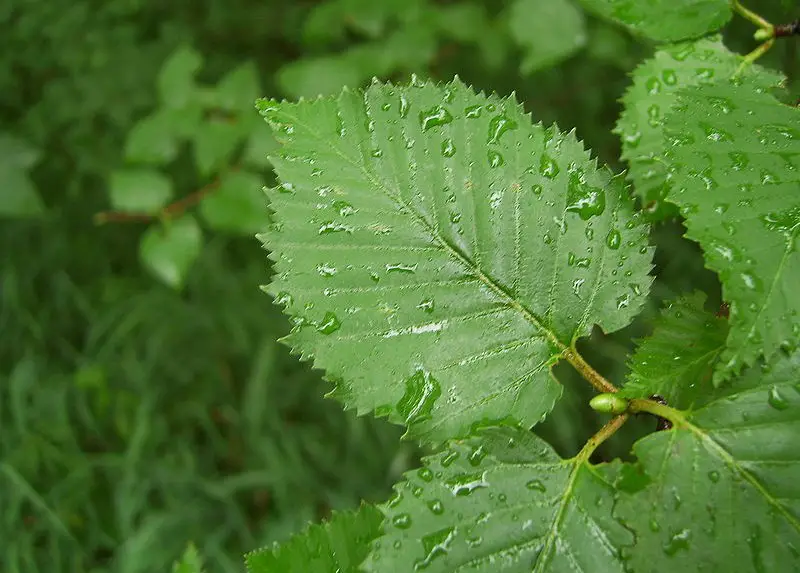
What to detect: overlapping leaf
<box><xmin>576</xmin><ymin>0</ymin><xmax>730</xmax><ymax>42</ymax></box>
<box><xmin>663</xmin><ymin>81</ymin><xmax>800</xmax><ymax>380</ymax></box>
<box><xmin>614</xmin><ymin>349</ymin><xmax>800</xmax><ymax>571</ymax></box>
<box><xmin>258</xmin><ymin>79</ymin><xmax>653</xmax><ymax>441</ymax></box>
<box><xmin>620</xmin><ymin>292</ymin><xmax>728</xmax><ymax>408</ymax></box>
<box><xmin>616</xmin><ymin>37</ymin><xmax>784</xmax><ymax>220</ymax></box>
<box><xmin>245</xmin><ymin>505</ymin><xmax>382</xmax><ymax>573</ymax></box>
<box><xmin>364</xmin><ymin>426</ymin><xmax>632</xmax><ymax>572</ymax></box>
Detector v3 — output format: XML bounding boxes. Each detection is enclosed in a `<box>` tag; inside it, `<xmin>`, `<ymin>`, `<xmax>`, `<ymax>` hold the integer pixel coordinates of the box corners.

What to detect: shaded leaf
<box><xmin>576</xmin><ymin>0</ymin><xmax>731</xmax><ymax>42</ymax></box>
<box><xmin>245</xmin><ymin>504</ymin><xmax>382</xmax><ymax>573</ymax></box>
<box><xmin>508</xmin><ymin>0</ymin><xmax>587</xmax><ymax>75</ymax></box>
<box><xmin>140</xmin><ymin>215</ymin><xmax>202</xmax><ymax>289</ymax></box>
<box><xmin>124</xmin><ymin>112</ymin><xmax>181</xmax><ymax>165</ymax></box>
<box><xmin>242</xmin><ymin>125</ymin><xmax>279</xmax><ymax>170</ymax></box>
<box><xmin>258</xmin><ymin>79</ymin><xmax>653</xmax><ymax>442</ymax></box>
<box><xmin>109</xmin><ymin>169</ymin><xmax>173</xmax><ymax>213</ymax></box>
<box><xmin>365</xmin><ymin>426</ymin><xmax>632</xmax><ymax>571</ymax></box>
<box><xmin>620</xmin><ymin>292</ymin><xmax>727</xmax><ymax>409</ymax></box>
<box><xmin>199</xmin><ymin>170</ymin><xmax>269</xmax><ymax>234</ymax></box>
<box><xmin>0</xmin><ymin>133</ymin><xmax>40</xmax><ymax>169</ymax></box>
<box><xmin>663</xmin><ymin>81</ymin><xmax>799</xmax><ymax>380</ymax></box>
<box><xmin>615</xmin><ymin>349</ymin><xmax>800</xmax><ymax>571</ymax></box>
<box><xmin>0</xmin><ymin>167</ymin><xmax>44</xmax><ymax>218</ymax></box>
<box><xmin>616</xmin><ymin>37</ymin><xmax>783</xmax><ymax>221</ymax></box>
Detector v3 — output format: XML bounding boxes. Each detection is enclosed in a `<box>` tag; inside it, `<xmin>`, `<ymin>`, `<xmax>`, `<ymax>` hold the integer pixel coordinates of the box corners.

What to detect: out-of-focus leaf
<box><xmin>0</xmin><ymin>167</ymin><xmax>44</xmax><ymax>217</ymax></box>
<box><xmin>0</xmin><ymin>133</ymin><xmax>40</xmax><ymax>169</ymax></box>
<box><xmin>199</xmin><ymin>170</ymin><xmax>268</xmax><ymax>234</ymax></box>
<box><xmin>124</xmin><ymin>113</ymin><xmax>181</xmax><ymax>165</ymax></box>
<box><xmin>172</xmin><ymin>543</ymin><xmax>204</xmax><ymax>573</ymax></box>
<box><xmin>430</xmin><ymin>3</ymin><xmax>488</xmax><ymax>42</ymax></box>
<box><xmin>109</xmin><ymin>169</ymin><xmax>173</xmax><ymax>213</ymax></box>
<box><xmin>140</xmin><ymin>215</ymin><xmax>202</xmax><ymax>289</ymax></box>
<box><xmin>192</xmin><ymin>119</ymin><xmax>243</xmax><ymax>176</ymax></box>
<box><xmin>278</xmin><ymin>56</ymin><xmax>366</xmax><ymax>99</ymax></box>
<box><xmin>508</xmin><ymin>0</ymin><xmax>587</xmax><ymax>74</ymax></box>
<box><xmin>577</xmin><ymin>0</ymin><xmax>731</xmax><ymax>42</ymax></box>
<box><xmin>158</xmin><ymin>45</ymin><xmax>203</xmax><ymax>108</ymax></box>
<box><xmin>214</xmin><ymin>62</ymin><xmax>261</xmax><ymax>113</ymax></box>
<box><xmin>242</xmin><ymin>125</ymin><xmax>279</xmax><ymax>170</ymax></box>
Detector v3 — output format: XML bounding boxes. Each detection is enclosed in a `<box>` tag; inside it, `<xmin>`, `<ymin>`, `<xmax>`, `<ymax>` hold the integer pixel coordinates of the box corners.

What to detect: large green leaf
<box><xmin>259</xmin><ymin>79</ymin><xmax>653</xmax><ymax>442</ymax></box>
<box><xmin>364</xmin><ymin>425</ymin><xmax>632</xmax><ymax>571</ymax></box>
<box><xmin>576</xmin><ymin>0</ymin><xmax>731</xmax><ymax>42</ymax></box>
<box><xmin>615</xmin><ymin>349</ymin><xmax>800</xmax><ymax>571</ymax></box>
<box><xmin>245</xmin><ymin>505</ymin><xmax>382</xmax><ymax>573</ymax></box>
<box><xmin>507</xmin><ymin>0</ymin><xmax>587</xmax><ymax>75</ymax></box>
<box><xmin>662</xmin><ymin>81</ymin><xmax>800</xmax><ymax>380</ymax></box>
<box><xmin>620</xmin><ymin>292</ymin><xmax>728</xmax><ymax>409</ymax></box>
<box><xmin>615</xmin><ymin>37</ymin><xmax>784</xmax><ymax>221</ymax></box>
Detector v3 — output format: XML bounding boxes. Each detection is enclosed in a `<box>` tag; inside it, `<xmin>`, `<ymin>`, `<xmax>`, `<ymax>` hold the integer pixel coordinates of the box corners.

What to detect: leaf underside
<box><xmin>620</xmin><ymin>292</ymin><xmax>728</xmax><ymax>409</ymax></box>
<box><xmin>259</xmin><ymin>79</ymin><xmax>653</xmax><ymax>442</ymax></box>
<box><xmin>615</xmin><ymin>37</ymin><xmax>784</xmax><ymax>221</ymax></box>
<box><xmin>663</xmin><ymin>81</ymin><xmax>800</xmax><ymax>381</ymax></box>
<box><xmin>245</xmin><ymin>505</ymin><xmax>382</xmax><ymax>573</ymax></box>
<box><xmin>576</xmin><ymin>0</ymin><xmax>731</xmax><ymax>43</ymax></box>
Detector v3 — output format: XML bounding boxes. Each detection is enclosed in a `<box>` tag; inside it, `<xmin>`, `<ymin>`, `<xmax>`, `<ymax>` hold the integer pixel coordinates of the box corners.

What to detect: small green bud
<box><xmin>754</xmin><ymin>28</ymin><xmax>773</xmax><ymax>42</ymax></box>
<box><xmin>589</xmin><ymin>393</ymin><xmax>629</xmax><ymax>415</ymax></box>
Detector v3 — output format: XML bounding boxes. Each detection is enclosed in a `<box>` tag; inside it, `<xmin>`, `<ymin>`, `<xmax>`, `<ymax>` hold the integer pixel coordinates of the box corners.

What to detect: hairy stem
<box><xmin>563</xmin><ymin>346</ymin><xmax>618</xmax><ymax>394</ymax></box>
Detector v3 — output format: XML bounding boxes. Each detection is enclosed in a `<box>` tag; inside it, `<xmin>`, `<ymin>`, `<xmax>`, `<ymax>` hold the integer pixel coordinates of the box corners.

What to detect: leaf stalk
<box><xmin>563</xmin><ymin>346</ymin><xmax>618</xmax><ymax>394</ymax></box>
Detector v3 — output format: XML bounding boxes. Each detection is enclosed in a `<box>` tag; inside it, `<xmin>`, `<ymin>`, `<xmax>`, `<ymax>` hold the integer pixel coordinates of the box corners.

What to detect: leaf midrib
<box><xmin>273</xmin><ymin>96</ymin><xmax>573</xmax><ymax>355</ymax></box>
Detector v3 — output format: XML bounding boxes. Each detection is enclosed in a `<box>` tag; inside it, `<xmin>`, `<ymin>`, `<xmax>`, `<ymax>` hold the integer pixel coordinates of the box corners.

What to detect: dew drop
<box><xmin>441</xmin><ymin>138</ymin><xmax>456</xmax><ymax>157</ymax></box>
<box><xmin>400</xmin><ymin>94</ymin><xmax>410</xmax><ymax>118</ymax></box>
<box><xmin>441</xmin><ymin>450</ymin><xmax>459</xmax><ymax>467</ymax></box>
<box><xmin>526</xmin><ymin>479</ymin><xmax>546</xmax><ymax>492</ymax></box>
<box><xmin>446</xmin><ymin>472</ymin><xmax>489</xmax><ymax>496</ymax></box>
<box><xmin>414</xmin><ymin>527</ymin><xmax>456</xmax><ymax>570</ymax></box>
<box><xmin>316</xmin><ymin>263</ymin><xmax>337</xmax><ymax>277</ymax></box>
<box><xmin>396</xmin><ymin>370</ymin><xmax>441</xmax><ymax>424</ymax></box>
<box><xmin>767</xmin><ymin>386</ymin><xmax>789</xmax><ymax>410</ymax></box>
<box><xmin>531</xmin><ymin>184</ymin><xmax>543</xmax><ymax>197</ymax></box>
<box><xmin>316</xmin><ymin>311</ymin><xmax>341</xmax><ymax>334</ymax></box>
<box><xmin>707</xmin><ymin>470</ymin><xmax>720</xmax><ymax>483</ymax></box>
<box><xmin>467</xmin><ymin>445</ymin><xmax>487</xmax><ymax>466</ymax></box>
<box><xmin>487</xmin><ymin>113</ymin><xmax>518</xmax><ymax>144</ymax></box>
<box><xmin>540</xmin><ymin>154</ymin><xmax>559</xmax><ymax>179</ymax></box>
<box><xmin>662</xmin><ymin>528</ymin><xmax>691</xmax><ymax>556</ymax></box>
<box><xmin>418</xmin><ymin>467</ymin><xmax>434</xmax><ymax>482</ymax></box>
<box><xmin>275</xmin><ymin>291</ymin><xmax>293</xmax><ymax>306</ymax></box>
<box><xmin>417</xmin><ymin>298</ymin><xmax>435</xmax><ymax>313</ymax></box>
<box><xmin>566</xmin><ymin>170</ymin><xmax>606</xmax><ymax>220</ymax></box>
<box><xmin>606</xmin><ymin>229</ymin><xmax>621</xmax><ymax>250</ymax></box>
<box><xmin>318</xmin><ymin>221</ymin><xmax>353</xmax><ymax>234</ymax></box>
<box><xmin>465</xmin><ymin>104</ymin><xmax>482</xmax><ymax>118</ymax></box>
<box><xmin>386</xmin><ymin>263</ymin><xmax>418</xmax><ymax>274</ymax></box>
<box><xmin>419</xmin><ymin>106</ymin><xmax>453</xmax><ymax>131</ymax></box>
<box><xmin>393</xmin><ymin>513</ymin><xmax>412</xmax><ymax>529</ymax></box>
<box><xmin>488</xmin><ymin>150</ymin><xmax>504</xmax><ymax>168</ymax></box>
<box><xmin>427</xmin><ymin>500</ymin><xmax>444</xmax><ymax>515</ymax></box>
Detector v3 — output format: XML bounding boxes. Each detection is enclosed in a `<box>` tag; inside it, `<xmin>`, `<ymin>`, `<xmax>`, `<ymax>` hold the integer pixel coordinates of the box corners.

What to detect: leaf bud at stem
<box><xmin>754</xmin><ymin>27</ymin><xmax>774</xmax><ymax>42</ymax></box>
<box><xmin>589</xmin><ymin>393</ymin><xmax>629</xmax><ymax>415</ymax></box>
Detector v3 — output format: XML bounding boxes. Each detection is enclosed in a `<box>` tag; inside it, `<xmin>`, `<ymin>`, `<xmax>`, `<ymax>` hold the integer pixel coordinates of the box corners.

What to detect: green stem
<box><xmin>628</xmin><ymin>398</ymin><xmax>685</xmax><ymax>427</ymax></box>
<box><xmin>576</xmin><ymin>414</ymin><xmax>629</xmax><ymax>462</ymax></box>
<box><xmin>731</xmin><ymin>0</ymin><xmax>773</xmax><ymax>30</ymax></box>
<box><xmin>563</xmin><ymin>346</ymin><xmax>618</xmax><ymax>394</ymax></box>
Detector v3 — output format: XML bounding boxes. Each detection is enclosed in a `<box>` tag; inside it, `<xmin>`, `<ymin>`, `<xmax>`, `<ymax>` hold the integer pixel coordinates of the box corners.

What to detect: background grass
<box><xmin>1</xmin><ymin>0</ymin><xmax>797</xmax><ymax>571</ymax></box>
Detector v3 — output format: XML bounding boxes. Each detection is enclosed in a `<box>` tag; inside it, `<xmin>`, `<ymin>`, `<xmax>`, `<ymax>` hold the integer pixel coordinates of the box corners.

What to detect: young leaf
<box><xmin>615</xmin><ymin>349</ymin><xmax>800</xmax><ymax>570</ymax></box>
<box><xmin>192</xmin><ymin>119</ymin><xmax>243</xmax><ymax>176</ymax></box>
<box><xmin>259</xmin><ymin>79</ymin><xmax>653</xmax><ymax>442</ymax></box>
<box><xmin>620</xmin><ymin>292</ymin><xmax>728</xmax><ymax>409</ymax></box>
<box><xmin>139</xmin><ymin>215</ymin><xmax>202</xmax><ymax>289</ymax></box>
<box><xmin>576</xmin><ymin>0</ymin><xmax>731</xmax><ymax>43</ymax></box>
<box><xmin>615</xmin><ymin>37</ymin><xmax>783</xmax><ymax>220</ymax></box>
<box><xmin>214</xmin><ymin>62</ymin><xmax>261</xmax><ymax>113</ymax></box>
<box><xmin>245</xmin><ymin>504</ymin><xmax>382</xmax><ymax>573</ymax></box>
<box><xmin>0</xmin><ymin>167</ymin><xmax>44</xmax><ymax>218</ymax></box>
<box><xmin>124</xmin><ymin>112</ymin><xmax>181</xmax><ymax>165</ymax></box>
<box><xmin>364</xmin><ymin>425</ymin><xmax>632</xmax><ymax>571</ymax></box>
<box><xmin>662</xmin><ymin>81</ymin><xmax>800</xmax><ymax>380</ymax></box>
<box><xmin>507</xmin><ymin>0</ymin><xmax>587</xmax><ymax>75</ymax></box>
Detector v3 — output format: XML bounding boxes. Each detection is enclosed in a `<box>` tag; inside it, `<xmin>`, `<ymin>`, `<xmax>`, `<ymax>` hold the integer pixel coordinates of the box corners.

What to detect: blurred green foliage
<box><xmin>0</xmin><ymin>0</ymin><xmax>797</xmax><ymax>571</ymax></box>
